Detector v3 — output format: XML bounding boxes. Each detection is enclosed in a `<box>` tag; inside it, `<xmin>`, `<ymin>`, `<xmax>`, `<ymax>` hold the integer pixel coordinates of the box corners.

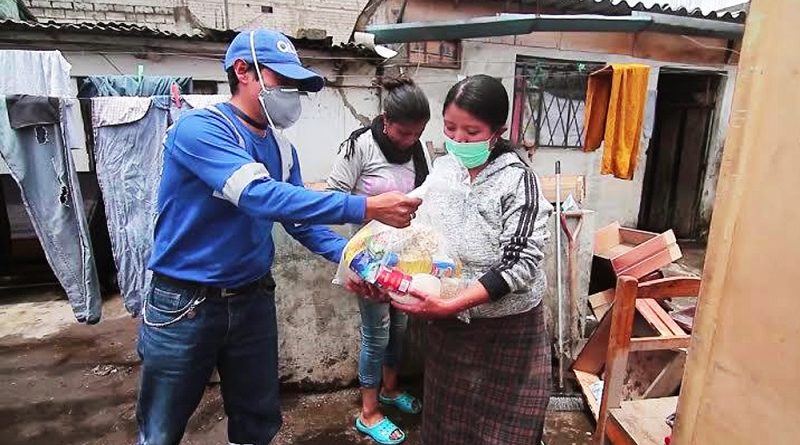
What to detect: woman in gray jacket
<box><xmin>327</xmin><ymin>78</ymin><xmax>430</xmax><ymax>445</ymax></box>
<box><xmin>393</xmin><ymin>75</ymin><xmax>553</xmax><ymax>445</ymax></box>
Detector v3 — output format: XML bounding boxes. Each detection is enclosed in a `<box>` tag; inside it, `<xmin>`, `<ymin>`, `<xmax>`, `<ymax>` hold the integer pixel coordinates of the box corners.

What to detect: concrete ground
<box><xmin>0</xmin><ymin>289</ymin><xmax>593</xmax><ymax>445</ymax></box>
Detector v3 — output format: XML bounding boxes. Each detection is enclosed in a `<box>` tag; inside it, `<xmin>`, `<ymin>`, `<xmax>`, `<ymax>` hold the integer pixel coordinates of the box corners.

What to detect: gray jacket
<box><xmin>424</xmin><ymin>151</ymin><xmax>553</xmax><ymax>320</ymax></box>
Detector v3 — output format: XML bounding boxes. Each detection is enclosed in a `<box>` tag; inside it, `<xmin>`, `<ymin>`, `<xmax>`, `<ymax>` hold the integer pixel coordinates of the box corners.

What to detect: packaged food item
<box><xmin>333</xmin><ymin>165</ymin><xmax>471</xmax><ymax>301</ymax></box>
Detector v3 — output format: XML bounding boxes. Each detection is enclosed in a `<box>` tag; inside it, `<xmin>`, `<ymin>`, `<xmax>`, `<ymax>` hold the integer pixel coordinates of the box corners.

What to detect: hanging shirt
<box><xmin>149</xmin><ymin>102</ymin><xmax>366</xmax><ymax>288</ymax></box>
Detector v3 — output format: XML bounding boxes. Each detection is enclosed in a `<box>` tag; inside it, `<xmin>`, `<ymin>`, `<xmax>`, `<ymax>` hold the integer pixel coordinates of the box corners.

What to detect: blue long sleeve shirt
<box><xmin>148</xmin><ymin>102</ymin><xmax>365</xmax><ymax>287</ymax></box>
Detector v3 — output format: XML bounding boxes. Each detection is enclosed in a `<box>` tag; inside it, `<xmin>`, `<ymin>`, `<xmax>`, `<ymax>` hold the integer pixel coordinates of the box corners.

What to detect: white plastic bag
<box><xmin>334</xmin><ymin>164</ymin><xmax>470</xmax><ymax>303</ymax></box>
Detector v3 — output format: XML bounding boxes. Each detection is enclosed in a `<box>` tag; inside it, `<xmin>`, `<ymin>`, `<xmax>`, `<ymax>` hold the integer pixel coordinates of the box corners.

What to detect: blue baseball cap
<box><xmin>224</xmin><ymin>28</ymin><xmax>324</xmax><ymax>92</ymax></box>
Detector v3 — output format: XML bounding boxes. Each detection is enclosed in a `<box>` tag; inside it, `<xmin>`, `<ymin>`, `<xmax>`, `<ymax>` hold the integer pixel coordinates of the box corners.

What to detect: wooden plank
<box><xmin>609</xmin><ymin>397</ymin><xmax>678</xmax><ymax>445</ymax></box>
<box><xmin>575</xmin><ymin>369</ymin><xmax>602</xmax><ymax>420</ymax></box>
<box><xmin>514</xmin><ymin>31</ymin><xmax>561</xmax><ymax>49</ymax></box>
<box><xmin>633</xmin><ymin>31</ymin><xmax>727</xmax><ymax>65</ymax></box>
<box><xmin>594</xmin><ymin>222</ymin><xmax>622</xmax><ymax>255</ymax></box>
<box><xmin>573</xmin><ymin>308</ymin><xmax>613</xmax><ymax>375</ymax></box>
<box><xmin>646</xmin><ymin>300</ymin><xmax>688</xmax><ymax>337</ymax></box>
<box><xmin>540</xmin><ymin>174</ymin><xmax>585</xmax><ymax>204</ymax></box>
<box><xmin>644</xmin><ymin>351</ymin><xmax>687</xmax><ymax>399</ymax></box>
<box><xmin>618</xmin><ymin>227</ymin><xmax>657</xmax><ymax>247</ymax></box>
<box><xmin>675</xmin><ymin>3</ymin><xmax>800</xmax><ymax>443</ymax></box>
<box><xmin>635</xmin><ymin>299</ymin><xmax>673</xmax><ymax>337</ymax></box>
<box><xmin>630</xmin><ymin>336</ymin><xmax>691</xmax><ymax>352</ymax></box>
<box><xmin>596</xmin><ymin>276</ymin><xmax>639</xmax><ymax>444</ymax></box>
<box><xmin>605</xmin><ymin>419</ymin><xmax>638</xmax><ymax>445</ymax></box>
<box><xmin>636</xmin><ymin>277</ymin><xmax>701</xmax><ymax>300</ymax></box>
<box><xmin>617</xmin><ymin>243</ymin><xmax>683</xmax><ymax>280</ymax></box>
<box><xmin>611</xmin><ymin>230</ymin><xmax>679</xmax><ymax>273</ymax></box>
<box><xmin>589</xmin><ymin>289</ymin><xmax>616</xmax><ymax>320</ymax></box>
<box><xmin>559</xmin><ymin>32</ymin><xmax>635</xmax><ymax>55</ymax></box>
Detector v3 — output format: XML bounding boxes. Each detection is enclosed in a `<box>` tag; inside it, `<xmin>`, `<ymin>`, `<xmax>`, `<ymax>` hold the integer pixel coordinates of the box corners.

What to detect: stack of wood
<box><xmin>572</xmin><ymin>222</ymin><xmax>700</xmax><ymax>445</ymax></box>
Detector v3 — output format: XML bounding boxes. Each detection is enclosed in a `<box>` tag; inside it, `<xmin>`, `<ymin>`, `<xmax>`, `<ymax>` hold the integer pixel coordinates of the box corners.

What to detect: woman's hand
<box><xmin>345</xmin><ymin>275</ymin><xmax>390</xmax><ymax>303</ymax></box>
<box><xmin>391</xmin><ymin>282</ymin><xmax>492</xmax><ymax>319</ymax></box>
<box><xmin>390</xmin><ymin>289</ymin><xmax>464</xmax><ymax>319</ymax></box>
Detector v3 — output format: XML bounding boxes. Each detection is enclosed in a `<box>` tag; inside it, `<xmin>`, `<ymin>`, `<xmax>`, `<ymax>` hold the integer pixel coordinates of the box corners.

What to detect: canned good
<box><xmin>375</xmin><ymin>266</ymin><xmax>412</xmax><ymax>293</ymax></box>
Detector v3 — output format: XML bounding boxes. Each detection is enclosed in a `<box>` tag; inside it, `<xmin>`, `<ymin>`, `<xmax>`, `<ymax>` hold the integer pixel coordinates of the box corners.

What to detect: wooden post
<box><xmin>595</xmin><ymin>275</ymin><xmax>638</xmax><ymax>445</ymax></box>
<box><xmin>674</xmin><ymin>0</ymin><xmax>800</xmax><ymax>443</ymax></box>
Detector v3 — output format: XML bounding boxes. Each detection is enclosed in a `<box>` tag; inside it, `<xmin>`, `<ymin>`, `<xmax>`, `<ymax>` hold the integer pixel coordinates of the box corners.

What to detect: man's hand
<box><xmin>345</xmin><ymin>275</ymin><xmax>390</xmax><ymax>303</ymax></box>
<box><xmin>365</xmin><ymin>192</ymin><xmax>422</xmax><ymax>228</ymax></box>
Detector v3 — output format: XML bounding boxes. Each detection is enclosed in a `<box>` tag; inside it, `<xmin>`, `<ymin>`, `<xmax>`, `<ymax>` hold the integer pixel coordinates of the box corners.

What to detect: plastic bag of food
<box><xmin>333</xmin><ymin>167</ymin><xmax>470</xmax><ymax>303</ymax></box>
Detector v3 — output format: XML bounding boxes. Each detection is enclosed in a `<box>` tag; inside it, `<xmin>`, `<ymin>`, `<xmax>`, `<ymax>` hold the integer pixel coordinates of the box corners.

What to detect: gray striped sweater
<box><xmin>423</xmin><ymin>151</ymin><xmax>553</xmax><ymax>320</ymax></box>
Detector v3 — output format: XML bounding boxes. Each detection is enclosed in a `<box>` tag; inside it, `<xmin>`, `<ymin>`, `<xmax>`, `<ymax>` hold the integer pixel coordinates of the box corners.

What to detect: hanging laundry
<box><xmin>583</xmin><ymin>64</ymin><xmax>650</xmax><ymax>180</ymax></box>
<box><xmin>0</xmin><ymin>95</ymin><xmax>102</xmax><ymax>323</ymax></box>
<box><xmin>0</xmin><ymin>50</ymin><xmax>75</xmax><ymax>97</ymax></box>
<box><xmin>78</xmin><ymin>76</ymin><xmax>192</xmax><ymax>98</ymax></box>
<box><xmin>92</xmin><ymin>97</ymin><xmax>170</xmax><ymax>316</ymax></box>
<box><xmin>169</xmin><ymin>94</ymin><xmax>229</xmax><ymax>123</ymax></box>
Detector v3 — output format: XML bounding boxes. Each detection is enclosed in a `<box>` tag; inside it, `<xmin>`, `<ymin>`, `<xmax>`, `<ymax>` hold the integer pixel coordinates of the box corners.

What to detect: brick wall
<box><xmin>24</xmin><ymin>0</ymin><xmax>369</xmax><ymax>42</ymax></box>
<box><xmin>25</xmin><ymin>1</ymin><xmax>178</xmax><ymax>29</ymax></box>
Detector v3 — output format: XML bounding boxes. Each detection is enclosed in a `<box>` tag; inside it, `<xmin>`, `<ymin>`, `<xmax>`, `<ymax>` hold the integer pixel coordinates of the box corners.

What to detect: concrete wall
<box><xmin>24</xmin><ymin>0</ymin><xmax>368</xmax><ymax>43</ymax></box>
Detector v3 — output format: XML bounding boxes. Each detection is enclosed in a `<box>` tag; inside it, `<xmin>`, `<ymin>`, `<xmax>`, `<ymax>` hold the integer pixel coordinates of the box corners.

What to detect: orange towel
<box><xmin>583</xmin><ymin>64</ymin><xmax>651</xmax><ymax>180</ymax></box>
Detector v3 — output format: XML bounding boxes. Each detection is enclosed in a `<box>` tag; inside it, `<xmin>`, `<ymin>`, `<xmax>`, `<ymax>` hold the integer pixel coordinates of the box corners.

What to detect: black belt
<box><xmin>153</xmin><ymin>273</ymin><xmax>275</xmax><ymax>299</ymax></box>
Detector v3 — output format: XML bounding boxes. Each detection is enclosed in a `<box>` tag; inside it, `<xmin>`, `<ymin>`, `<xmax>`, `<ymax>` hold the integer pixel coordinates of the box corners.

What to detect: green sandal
<box><xmin>355</xmin><ymin>417</ymin><xmax>406</xmax><ymax>445</ymax></box>
<box><xmin>379</xmin><ymin>392</ymin><xmax>422</xmax><ymax>414</ymax></box>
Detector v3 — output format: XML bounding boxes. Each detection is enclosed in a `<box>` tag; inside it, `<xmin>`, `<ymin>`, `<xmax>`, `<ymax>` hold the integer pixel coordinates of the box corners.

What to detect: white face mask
<box><xmin>249</xmin><ymin>31</ymin><xmax>302</xmax><ymax>130</ymax></box>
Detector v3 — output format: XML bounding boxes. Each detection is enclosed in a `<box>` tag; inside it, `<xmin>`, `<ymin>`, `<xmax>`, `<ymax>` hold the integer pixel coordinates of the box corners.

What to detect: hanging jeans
<box><xmin>0</xmin><ymin>95</ymin><xmax>102</xmax><ymax>323</ymax></box>
<box><xmin>92</xmin><ymin>95</ymin><xmax>229</xmax><ymax>316</ymax></box>
<box><xmin>92</xmin><ymin>97</ymin><xmax>170</xmax><ymax>316</ymax></box>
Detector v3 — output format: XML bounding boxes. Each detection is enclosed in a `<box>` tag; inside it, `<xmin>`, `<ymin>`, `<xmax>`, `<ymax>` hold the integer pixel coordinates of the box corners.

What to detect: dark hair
<box><xmin>381</xmin><ymin>77</ymin><xmax>430</xmax><ymax>124</ymax></box>
<box><xmin>227</xmin><ymin>63</ymin><xmax>256</xmax><ymax>95</ymax></box>
<box><xmin>443</xmin><ymin>74</ymin><xmax>509</xmax><ymax>131</ymax></box>
<box><xmin>444</xmin><ymin>74</ymin><xmax>513</xmax><ymax>162</ymax></box>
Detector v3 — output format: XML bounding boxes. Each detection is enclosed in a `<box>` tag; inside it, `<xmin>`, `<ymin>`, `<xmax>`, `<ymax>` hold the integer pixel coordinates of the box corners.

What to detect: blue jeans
<box><xmin>358</xmin><ymin>298</ymin><xmax>408</xmax><ymax>388</ymax></box>
<box><xmin>93</xmin><ymin>97</ymin><xmax>170</xmax><ymax>316</ymax></box>
<box><xmin>136</xmin><ymin>274</ymin><xmax>281</xmax><ymax>445</ymax></box>
<box><xmin>0</xmin><ymin>96</ymin><xmax>102</xmax><ymax>323</ymax></box>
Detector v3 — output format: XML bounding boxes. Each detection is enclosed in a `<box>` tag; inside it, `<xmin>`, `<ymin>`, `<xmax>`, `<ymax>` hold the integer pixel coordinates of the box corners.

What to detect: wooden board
<box><xmin>540</xmin><ymin>174</ymin><xmax>585</xmax><ymax>204</ymax></box>
<box><xmin>573</xmin><ymin>309</ymin><xmax>613</xmax><ymax>375</ymax></box>
<box><xmin>644</xmin><ymin>351</ymin><xmax>687</xmax><ymax>399</ymax></box>
<box><xmin>675</xmin><ymin>2</ymin><xmax>800</xmax><ymax>443</ymax></box>
<box><xmin>610</xmin><ymin>230</ymin><xmax>679</xmax><ymax>273</ymax></box>
<box><xmin>630</xmin><ymin>336</ymin><xmax>691</xmax><ymax>352</ymax></box>
<box><xmin>575</xmin><ymin>369</ymin><xmax>602</xmax><ymax>420</ymax></box>
<box><xmin>619</xmin><ymin>228</ymin><xmax>658</xmax><ymax>247</ymax></box>
<box><xmin>608</xmin><ymin>397</ymin><xmax>678</xmax><ymax>445</ymax></box>
<box><xmin>589</xmin><ymin>289</ymin><xmax>615</xmax><ymax>320</ymax></box>
<box><xmin>594</xmin><ymin>222</ymin><xmax>623</xmax><ymax>255</ymax></box>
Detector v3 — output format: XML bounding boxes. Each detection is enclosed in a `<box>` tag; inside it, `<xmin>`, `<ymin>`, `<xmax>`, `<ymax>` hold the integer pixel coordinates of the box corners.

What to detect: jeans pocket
<box><xmin>143</xmin><ymin>285</ymin><xmax>204</xmax><ymax>328</ymax></box>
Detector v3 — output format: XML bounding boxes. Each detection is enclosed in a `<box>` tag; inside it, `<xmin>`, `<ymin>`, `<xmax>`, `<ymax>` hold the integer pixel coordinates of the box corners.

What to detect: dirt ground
<box><xmin>0</xmin><ymin>289</ymin><xmax>593</xmax><ymax>445</ymax></box>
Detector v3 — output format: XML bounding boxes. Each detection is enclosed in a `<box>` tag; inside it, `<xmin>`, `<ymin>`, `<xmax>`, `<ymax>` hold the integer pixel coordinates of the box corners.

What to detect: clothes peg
<box><xmin>171</xmin><ymin>83</ymin><xmax>183</xmax><ymax>109</ymax></box>
<box><xmin>137</xmin><ymin>64</ymin><xmax>144</xmax><ymax>83</ymax></box>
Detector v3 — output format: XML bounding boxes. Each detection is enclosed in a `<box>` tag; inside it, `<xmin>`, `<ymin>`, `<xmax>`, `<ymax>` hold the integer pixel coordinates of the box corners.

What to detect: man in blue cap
<box><xmin>137</xmin><ymin>28</ymin><xmax>421</xmax><ymax>445</ymax></box>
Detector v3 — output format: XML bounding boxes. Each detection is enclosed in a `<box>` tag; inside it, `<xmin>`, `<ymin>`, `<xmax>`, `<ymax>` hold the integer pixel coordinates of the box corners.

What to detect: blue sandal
<box><xmin>355</xmin><ymin>417</ymin><xmax>406</xmax><ymax>445</ymax></box>
<box><xmin>379</xmin><ymin>392</ymin><xmax>422</xmax><ymax>414</ymax></box>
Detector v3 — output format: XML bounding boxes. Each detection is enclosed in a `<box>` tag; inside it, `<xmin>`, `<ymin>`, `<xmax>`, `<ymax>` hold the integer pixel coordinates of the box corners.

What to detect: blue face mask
<box><xmin>444</xmin><ymin>134</ymin><xmax>493</xmax><ymax>168</ymax></box>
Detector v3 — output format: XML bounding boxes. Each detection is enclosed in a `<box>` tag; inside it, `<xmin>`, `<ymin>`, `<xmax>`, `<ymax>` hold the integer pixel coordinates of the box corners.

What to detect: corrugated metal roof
<box><xmin>0</xmin><ymin>19</ymin><xmax>380</xmax><ymax>56</ymax></box>
<box><xmin>517</xmin><ymin>0</ymin><xmax>745</xmax><ymax>23</ymax></box>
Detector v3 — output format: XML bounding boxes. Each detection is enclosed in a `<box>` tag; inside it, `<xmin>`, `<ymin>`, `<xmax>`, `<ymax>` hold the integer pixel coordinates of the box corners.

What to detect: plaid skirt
<box><xmin>422</xmin><ymin>303</ymin><xmax>551</xmax><ymax>445</ymax></box>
